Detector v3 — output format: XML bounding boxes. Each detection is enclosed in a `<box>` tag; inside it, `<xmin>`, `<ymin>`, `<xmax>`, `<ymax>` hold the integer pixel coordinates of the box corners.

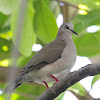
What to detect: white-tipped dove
<box><xmin>5</xmin><ymin>22</ymin><xmax>78</xmax><ymax>93</ymax></box>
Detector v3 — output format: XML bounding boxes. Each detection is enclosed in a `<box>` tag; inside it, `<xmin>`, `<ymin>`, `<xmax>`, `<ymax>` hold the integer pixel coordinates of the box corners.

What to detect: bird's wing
<box><xmin>20</xmin><ymin>39</ymin><xmax>67</xmax><ymax>76</ymax></box>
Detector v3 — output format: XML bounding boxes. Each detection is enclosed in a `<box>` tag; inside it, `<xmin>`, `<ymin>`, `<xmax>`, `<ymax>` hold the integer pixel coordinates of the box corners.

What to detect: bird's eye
<box><xmin>65</xmin><ymin>25</ymin><xmax>69</xmax><ymax>29</ymax></box>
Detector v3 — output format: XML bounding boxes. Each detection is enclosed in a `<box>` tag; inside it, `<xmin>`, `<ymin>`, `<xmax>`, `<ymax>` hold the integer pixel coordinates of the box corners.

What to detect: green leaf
<box><xmin>11</xmin><ymin>93</ymin><xmax>20</xmax><ymax>100</ymax></box>
<box><xmin>91</xmin><ymin>74</ymin><xmax>100</xmax><ymax>88</ymax></box>
<box><xmin>34</xmin><ymin>0</ymin><xmax>58</xmax><ymax>43</ymax></box>
<box><xmin>0</xmin><ymin>96</ymin><xmax>3</xmax><ymax>100</ymax></box>
<box><xmin>0</xmin><ymin>31</ymin><xmax>12</xmax><ymax>40</ymax></box>
<box><xmin>0</xmin><ymin>83</ymin><xmax>7</xmax><ymax>100</ymax></box>
<box><xmin>73</xmin><ymin>10</ymin><xmax>100</xmax><ymax>57</ymax></box>
<box><xmin>74</xmin><ymin>32</ymin><xmax>100</xmax><ymax>57</ymax></box>
<box><xmin>73</xmin><ymin>10</ymin><xmax>100</xmax><ymax>33</ymax></box>
<box><xmin>0</xmin><ymin>38</ymin><xmax>12</xmax><ymax>60</ymax></box>
<box><xmin>11</xmin><ymin>0</ymin><xmax>35</xmax><ymax>57</ymax></box>
<box><xmin>68</xmin><ymin>82</ymin><xmax>86</xmax><ymax>96</ymax></box>
<box><xmin>0</xmin><ymin>12</ymin><xmax>10</xmax><ymax>32</ymax></box>
<box><xmin>64</xmin><ymin>0</ymin><xmax>100</xmax><ymax>9</ymax></box>
<box><xmin>55</xmin><ymin>92</ymin><xmax>65</xmax><ymax>100</ymax></box>
<box><xmin>0</xmin><ymin>12</ymin><xmax>9</xmax><ymax>26</ymax></box>
<box><xmin>16</xmin><ymin>55</ymin><xmax>34</xmax><ymax>67</ymax></box>
<box><xmin>14</xmin><ymin>83</ymin><xmax>45</xmax><ymax>100</ymax></box>
<box><xmin>16</xmin><ymin>83</ymin><xmax>45</xmax><ymax>95</ymax></box>
<box><xmin>0</xmin><ymin>0</ymin><xmax>22</xmax><ymax>15</ymax></box>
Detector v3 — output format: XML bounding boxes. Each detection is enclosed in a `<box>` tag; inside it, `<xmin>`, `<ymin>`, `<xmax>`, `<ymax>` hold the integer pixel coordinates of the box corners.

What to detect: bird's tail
<box><xmin>5</xmin><ymin>81</ymin><xmax>22</xmax><ymax>93</ymax></box>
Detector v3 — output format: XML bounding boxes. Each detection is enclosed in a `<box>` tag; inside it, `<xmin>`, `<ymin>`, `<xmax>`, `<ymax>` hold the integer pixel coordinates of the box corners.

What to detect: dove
<box><xmin>5</xmin><ymin>22</ymin><xmax>78</xmax><ymax>93</ymax></box>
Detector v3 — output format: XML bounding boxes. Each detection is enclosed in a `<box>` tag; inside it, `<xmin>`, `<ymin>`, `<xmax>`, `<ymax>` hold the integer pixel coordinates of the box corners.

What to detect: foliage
<box><xmin>11</xmin><ymin>0</ymin><xmax>35</xmax><ymax>57</ymax></box>
<box><xmin>68</xmin><ymin>82</ymin><xmax>86</xmax><ymax>96</ymax></box>
<box><xmin>73</xmin><ymin>32</ymin><xmax>100</xmax><ymax>57</ymax></box>
<box><xmin>34</xmin><ymin>0</ymin><xmax>58</xmax><ymax>43</ymax></box>
<box><xmin>0</xmin><ymin>0</ymin><xmax>21</xmax><ymax>15</ymax></box>
<box><xmin>0</xmin><ymin>0</ymin><xmax>100</xmax><ymax>100</ymax></box>
<box><xmin>91</xmin><ymin>74</ymin><xmax>100</xmax><ymax>88</ymax></box>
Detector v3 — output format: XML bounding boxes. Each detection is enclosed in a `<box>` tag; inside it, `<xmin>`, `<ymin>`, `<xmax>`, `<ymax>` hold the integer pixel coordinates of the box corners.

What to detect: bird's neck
<box><xmin>56</xmin><ymin>31</ymin><xmax>72</xmax><ymax>43</ymax></box>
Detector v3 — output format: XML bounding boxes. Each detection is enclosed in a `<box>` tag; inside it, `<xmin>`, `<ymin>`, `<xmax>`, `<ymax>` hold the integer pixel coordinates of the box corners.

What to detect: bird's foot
<box><xmin>43</xmin><ymin>75</ymin><xmax>59</xmax><ymax>89</ymax></box>
<box><xmin>43</xmin><ymin>81</ymin><xmax>49</xmax><ymax>89</ymax></box>
<box><xmin>50</xmin><ymin>75</ymin><xmax>59</xmax><ymax>84</ymax></box>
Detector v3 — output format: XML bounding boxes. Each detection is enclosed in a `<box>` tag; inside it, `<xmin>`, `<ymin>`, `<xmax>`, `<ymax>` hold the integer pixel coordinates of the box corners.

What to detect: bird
<box><xmin>5</xmin><ymin>22</ymin><xmax>78</xmax><ymax>93</ymax></box>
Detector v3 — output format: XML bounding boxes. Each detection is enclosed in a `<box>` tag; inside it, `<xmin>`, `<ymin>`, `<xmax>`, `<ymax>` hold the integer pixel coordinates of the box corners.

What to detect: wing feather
<box><xmin>20</xmin><ymin>40</ymin><xmax>66</xmax><ymax>76</ymax></box>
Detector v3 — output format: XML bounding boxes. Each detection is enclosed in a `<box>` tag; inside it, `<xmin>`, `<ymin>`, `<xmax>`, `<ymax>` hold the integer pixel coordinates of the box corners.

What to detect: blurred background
<box><xmin>0</xmin><ymin>0</ymin><xmax>100</xmax><ymax>100</ymax></box>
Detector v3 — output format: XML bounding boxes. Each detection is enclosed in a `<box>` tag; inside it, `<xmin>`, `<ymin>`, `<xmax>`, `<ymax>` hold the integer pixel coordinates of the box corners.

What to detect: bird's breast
<box><xmin>62</xmin><ymin>41</ymin><xmax>77</xmax><ymax>63</ymax></box>
<box><xmin>58</xmin><ymin>42</ymin><xmax>76</xmax><ymax>71</ymax></box>
<box><xmin>40</xmin><ymin>42</ymin><xmax>76</xmax><ymax>75</ymax></box>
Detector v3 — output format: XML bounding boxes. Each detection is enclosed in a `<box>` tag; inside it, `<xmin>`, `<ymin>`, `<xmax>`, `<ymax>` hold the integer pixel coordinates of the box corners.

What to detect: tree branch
<box><xmin>60</xmin><ymin>2</ymin><xmax>69</xmax><ymax>22</ymax></box>
<box><xmin>56</xmin><ymin>0</ymin><xmax>79</xmax><ymax>9</ymax></box>
<box><xmin>94</xmin><ymin>98</ymin><xmax>100</xmax><ymax>100</ymax></box>
<box><xmin>55</xmin><ymin>0</ymin><xmax>90</xmax><ymax>13</ymax></box>
<box><xmin>37</xmin><ymin>63</ymin><xmax>100</xmax><ymax>100</ymax></box>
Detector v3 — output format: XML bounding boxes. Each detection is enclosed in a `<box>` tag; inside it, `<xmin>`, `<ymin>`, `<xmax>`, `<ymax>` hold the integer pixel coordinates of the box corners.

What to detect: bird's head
<box><xmin>58</xmin><ymin>23</ymin><xmax>78</xmax><ymax>35</ymax></box>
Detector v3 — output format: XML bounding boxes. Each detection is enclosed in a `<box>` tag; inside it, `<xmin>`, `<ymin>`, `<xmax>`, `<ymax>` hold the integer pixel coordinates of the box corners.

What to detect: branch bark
<box><xmin>55</xmin><ymin>0</ymin><xmax>90</xmax><ymax>13</ymax></box>
<box><xmin>56</xmin><ymin>0</ymin><xmax>79</xmax><ymax>9</ymax></box>
<box><xmin>60</xmin><ymin>3</ymin><xmax>69</xmax><ymax>22</ymax></box>
<box><xmin>37</xmin><ymin>63</ymin><xmax>100</xmax><ymax>100</ymax></box>
<box><xmin>94</xmin><ymin>98</ymin><xmax>100</xmax><ymax>100</ymax></box>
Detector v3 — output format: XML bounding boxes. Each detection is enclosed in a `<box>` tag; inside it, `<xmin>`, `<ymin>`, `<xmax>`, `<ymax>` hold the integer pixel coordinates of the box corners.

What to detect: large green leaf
<box><xmin>14</xmin><ymin>83</ymin><xmax>45</xmax><ymax>100</ymax></box>
<box><xmin>0</xmin><ymin>83</ymin><xmax>45</xmax><ymax>100</ymax></box>
<box><xmin>0</xmin><ymin>0</ymin><xmax>21</xmax><ymax>15</ymax></box>
<box><xmin>16</xmin><ymin>83</ymin><xmax>45</xmax><ymax>95</ymax></box>
<box><xmin>64</xmin><ymin>0</ymin><xmax>100</xmax><ymax>9</ymax></box>
<box><xmin>72</xmin><ymin>10</ymin><xmax>100</xmax><ymax>57</ymax></box>
<box><xmin>91</xmin><ymin>74</ymin><xmax>100</xmax><ymax>88</ymax></box>
<box><xmin>11</xmin><ymin>0</ymin><xmax>35</xmax><ymax>57</ymax></box>
<box><xmin>68</xmin><ymin>82</ymin><xmax>86</xmax><ymax>96</ymax></box>
<box><xmin>73</xmin><ymin>10</ymin><xmax>100</xmax><ymax>34</ymax></box>
<box><xmin>73</xmin><ymin>32</ymin><xmax>100</xmax><ymax>57</ymax></box>
<box><xmin>34</xmin><ymin>0</ymin><xmax>58</xmax><ymax>43</ymax></box>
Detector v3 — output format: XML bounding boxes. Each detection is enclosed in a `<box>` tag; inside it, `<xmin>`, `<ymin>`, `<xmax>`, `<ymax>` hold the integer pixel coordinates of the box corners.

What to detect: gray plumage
<box><xmin>5</xmin><ymin>22</ymin><xmax>78</xmax><ymax>93</ymax></box>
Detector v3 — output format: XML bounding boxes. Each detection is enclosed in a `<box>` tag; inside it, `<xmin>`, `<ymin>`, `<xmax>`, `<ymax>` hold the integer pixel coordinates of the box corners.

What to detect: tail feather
<box><xmin>5</xmin><ymin>82</ymin><xmax>22</xmax><ymax>93</ymax></box>
<box><xmin>5</xmin><ymin>74</ymin><xmax>25</xmax><ymax>93</ymax></box>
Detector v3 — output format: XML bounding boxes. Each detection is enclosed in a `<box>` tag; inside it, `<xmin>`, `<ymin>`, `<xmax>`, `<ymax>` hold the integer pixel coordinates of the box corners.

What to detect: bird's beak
<box><xmin>71</xmin><ymin>30</ymin><xmax>78</xmax><ymax>35</ymax></box>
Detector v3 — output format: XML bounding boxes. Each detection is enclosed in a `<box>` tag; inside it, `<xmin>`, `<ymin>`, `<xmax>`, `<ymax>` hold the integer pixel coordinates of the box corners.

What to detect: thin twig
<box><xmin>54</xmin><ymin>0</ymin><xmax>90</xmax><ymax>13</ymax></box>
<box><xmin>56</xmin><ymin>0</ymin><xmax>79</xmax><ymax>9</ymax></box>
